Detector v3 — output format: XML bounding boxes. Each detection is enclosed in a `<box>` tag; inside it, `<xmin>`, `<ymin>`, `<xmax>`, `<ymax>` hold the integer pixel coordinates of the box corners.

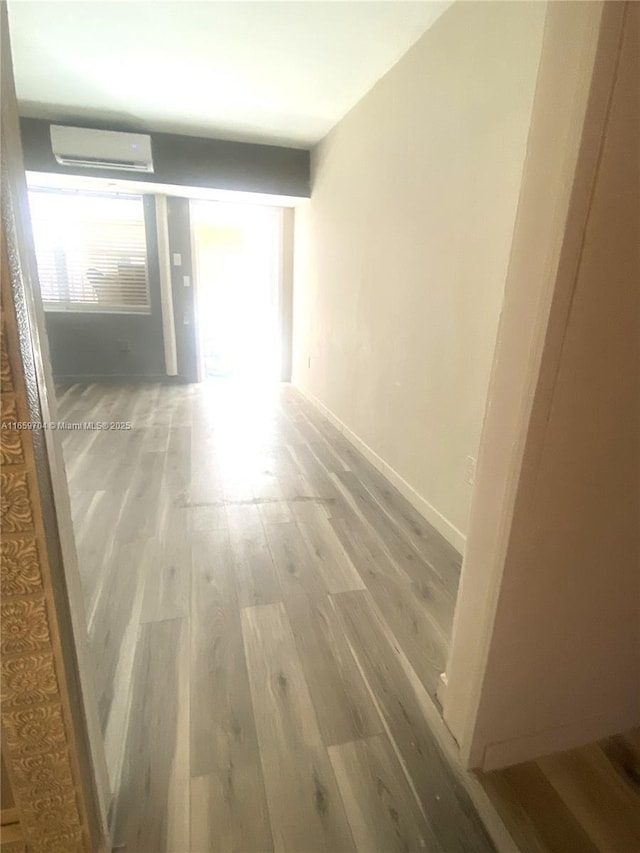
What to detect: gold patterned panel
<box><xmin>0</xmin><ymin>822</ymin><xmax>27</xmax><ymax>853</ymax></box>
<box><xmin>31</xmin><ymin>831</ymin><xmax>85</xmax><ymax>853</ymax></box>
<box><xmin>8</xmin><ymin>751</ymin><xmax>75</xmax><ymax>801</ymax></box>
<box><xmin>0</xmin><ymin>319</ymin><xmax>12</xmax><ymax>393</ymax></box>
<box><xmin>1</xmin><ymin>539</ymin><xmax>43</xmax><ymax>596</ymax></box>
<box><xmin>1</xmin><ymin>394</ymin><xmax>24</xmax><ymax>466</ymax></box>
<box><xmin>0</xmin><ymin>390</ymin><xmax>17</xmax><ymax>421</ymax></box>
<box><xmin>0</xmin><ymin>429</ymin><xmax>24</xmax><ymax>466</ymax></box>
<box><xmin>1</xmin><ymin>842</ymin><xmax>26</xmax><ymax>853</ymax></box>
<box><xmin>0</xmin><ymin>471</ymin><xmax>34</xmax><ymax>535</ymax></box>
<box><xmin>1</xmin><ymin>653</ymin><xmax>59</xmax><ymax>709</ymax></box>
<box><xmin>2</xmin><ymin>706</ymin><xmax>68</xmax><ymax>757</ymax></box>
<box><xmin>0</xmin><ymin>389</ymin><xmax>17</xmax><ymax>421</ymax></box>
<box><xmin>1</xmin><ymin>598</ymin><xmax>51</xmax><ymax>655</ymax></box>
<box><xmin>19</xmin><ymin>786</ymin><xmax>82</xmax><ymax>835</ymax></box>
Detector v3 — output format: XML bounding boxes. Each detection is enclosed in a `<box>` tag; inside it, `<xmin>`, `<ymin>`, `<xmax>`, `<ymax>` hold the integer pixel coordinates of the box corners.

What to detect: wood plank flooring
<box><xmin>56</xmin><ymin>379</ymin><xmax>640</xmax><ymax>853</ymax></box>
<box><xmin>482</xmin><ymin>728</ymin><xmax>640</xmax><ymax>853</ymax></box>
<box><xmin>57</xmin><ymin>380</ymin><xmax>489</xmax><ymax>852</ymax></box>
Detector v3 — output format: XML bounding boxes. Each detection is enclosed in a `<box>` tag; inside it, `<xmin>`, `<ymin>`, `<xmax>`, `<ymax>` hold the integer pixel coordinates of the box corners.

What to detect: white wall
<box><xmin>292</xmin><ymin>1</ymin><xmax>546</xmax><ymax>549</ymax></box>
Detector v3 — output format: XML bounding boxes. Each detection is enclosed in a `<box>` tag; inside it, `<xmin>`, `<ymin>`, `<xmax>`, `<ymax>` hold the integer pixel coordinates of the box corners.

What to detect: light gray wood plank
<box><xmin>74</xmin><ymin>489</ymin><xmax>121</xmax><ymax>613</ymax></box>
<box><xmin>96</xmin><ymin>538</ymin><xmax>151</xmax><ymax>798</ymax></box>
<box><xmin>191</xmin><ymin>773</ymin><xmax>274</xmax><ymax>853</ymax></box>
<box><xmin>140</xmin><ymin>424</ymin><xmax>170</xmax><ymax>453</ymax></box>
<box><xmin>188</xmin><ymin>502</ymin><xmax>228</xmax><ymax>532</ymax></box>
<box><xmin>258</xmin><ymin>497</ymin><xmax>294</xmax><ymax>525</ymax></box>
<box><xmin>333</xmin><ymin>590</ymin><xmax>495</xmax><ymax>853</ymax></box>
<box><xmin>361</xmin><ymin>469</ymin><xmax>461</xmax><ymax>581</ymax></box>
<box><xmin>227</xmin><ymin>504</ymin><xmax>282</xmax><ymax>608</ymax></box>
<box><xmin>329</xmin><ymin>513</ymin><xmax>411</xmax><ymax>585</ymax></box>
<box><xmin>332</xmin><ymin>471</ymin><xmax>439</xmax><ymax>588</ymax></box>
<box><xmin>264</xmin><ymin>519</ymin><xmax>328</xmax><ymax>602</ymax></box>
<box><xmin>330</xmin><ymin>505</ymin><xmax>454</xmax><ymax>646</ymax></box>
<box><xmin>251</xmin><ymin>462</ymin><xmax>282</xmax><ymax>501</ymax></box>
<box><xmin>190</xmin><ymin>530</ymin><xmax>272</xmax><ymax>851</ymax></box>
<box><xmin>329</xmin><ymin>734</ymin><xmax>437</xmax><ymax>853</ymax></box>
<box><xmin>141</xmin><ymin>507</ymin><xmax>192</xmax><ymax>623</ymax></box>
<box><xmin>411</xmin><ymin>574</ymin><xmax>456</xmax><ymax>641</ymax></box>
<box><xmin>163</xmin><ymin>424</ymin><xmax>192</xmax><ymax>506</ymax></box>
<box><xmin>324</xmin><ymin>538</ymin><xmax>447</xmax><ymax>700</ymax></box>
<box><xmin>87</xmin><ymin>537</ymin><xmax>149</xmax><ymax>731</ymax></box>
<box><xmin>307</xmin><ymin>436</ymin><xmax>351</xmax><ymax>474</ymax></box>
<box><xmin>115</xmin><ymin>450</ymin><xmax>167</xmax><ymax>543</ymax></box>
<box><xmin>289</xmin><ymin>497</ymin><xmax>332</xmax><ymax>525</ymax></box>
<box><xmin>265</xmin><ymin>522</ymin><xmax>382</xmax><ymax>746</ymax></box>
<box><xmin>287</xmin><ymin>442</ymin><xmax>351</xmax><ymax>516</ymax></box>
<box><xmin>113</xmin><ymin>617</ymin><xmax>190</xmax><ymax>852</ymax></box>
<box><xmin>366</xmin><ymin>571</ymin><xmax>447</xmax><ymax>700</ymax></box>
<box><xmin>295</xmin><ymin>503</ymin><xmax>365</xmax><ymax>594</ymax></box>
<box><xmin>241</xmin><ymin>602</ymin><xmax>356</xmax><ymax>853</ymax></box>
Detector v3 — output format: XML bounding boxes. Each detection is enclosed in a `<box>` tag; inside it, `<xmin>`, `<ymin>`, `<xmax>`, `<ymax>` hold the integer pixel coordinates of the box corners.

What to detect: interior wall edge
<box><xmin>444</xmin><ymin>0</ymin><xmax>635</xmax><ymax>770</ymax></box>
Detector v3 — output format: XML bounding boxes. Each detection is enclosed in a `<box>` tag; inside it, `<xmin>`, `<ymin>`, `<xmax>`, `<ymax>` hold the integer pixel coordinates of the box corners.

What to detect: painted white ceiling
<box><xmin>7</xmin><ymin>1</ymin><xmax>450</xmax><ymax>148</ymax></box>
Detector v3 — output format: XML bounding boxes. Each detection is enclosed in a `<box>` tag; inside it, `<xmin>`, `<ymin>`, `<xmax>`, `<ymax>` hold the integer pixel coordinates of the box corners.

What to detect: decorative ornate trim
<box><xmin>1</xmin><ymin>598</ymin><xmax>51</xmax><ymax>656</ymax></box>
<box><xmin>0</xmin><ymin>393</ymin><xmax>24</xmax><ymax>466</ymax></box>
<box><xmin>1</xmin><ymin>538</ymin><xmax>43</xmax><ymax>597</ymax></box>
<box><xmin>0</xmin><ymin>471</ymin><xmax>34</xmax><ymax>535</ymax></box>
<box><xmin>1</xmin><ymin>230</ymin><xmax>92</xmax><ymax>849</ymax></box>
<box><xmin>2</xmin><ymin>706</ymin><xmax>68</xmax><ymax>758</ymax></box>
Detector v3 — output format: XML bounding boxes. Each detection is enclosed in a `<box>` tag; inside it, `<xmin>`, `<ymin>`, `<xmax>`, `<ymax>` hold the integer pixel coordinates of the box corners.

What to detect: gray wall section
<box><xmin>166</xmin><ymin>197</ymin><xmax>199</xmax><ymax>383</ymax></box>
<box><xmin>44</xmin><ymin>195</ymin><xmax>167</xmax><ymax>381</ymax></box>
<box><xmin>20</xmin><ymin>117</ymin><xmax>310</xmax><ymax>197</ymax></box>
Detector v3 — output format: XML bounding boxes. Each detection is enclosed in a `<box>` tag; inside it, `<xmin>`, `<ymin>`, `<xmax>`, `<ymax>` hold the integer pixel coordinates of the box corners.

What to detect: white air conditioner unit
<box><xmin>50</xmin><ymin>125</ymin><xmax>154</xmax><ymax>173</ymax></box>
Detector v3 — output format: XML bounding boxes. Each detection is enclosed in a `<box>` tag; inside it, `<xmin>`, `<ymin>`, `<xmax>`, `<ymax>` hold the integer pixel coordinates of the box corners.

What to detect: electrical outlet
<box><xmin>465</xmin><ymin>455</ymin><xmax>476</xmax><ymax>485</ymax></box>
<box><xmin>308</xmin><ymin>356</ymin><xmax>311</xmax><ymax>369</ymax></box>
<box><xmin>117</xmin><ymin>339</ymin><xmax>130</xmax><ymax>353</ymax></box>
<box><xmin>173</xmin><ymin>253</ymin><xmax>182</xmax><ymax>266</ymax></box>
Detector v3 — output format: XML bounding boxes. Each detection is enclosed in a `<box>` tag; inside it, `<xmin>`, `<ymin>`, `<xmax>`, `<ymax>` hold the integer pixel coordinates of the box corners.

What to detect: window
<box><xmin>28</xmin><ymin>188</ymin><xmax>151</xmax><ymax>313</ymax></box>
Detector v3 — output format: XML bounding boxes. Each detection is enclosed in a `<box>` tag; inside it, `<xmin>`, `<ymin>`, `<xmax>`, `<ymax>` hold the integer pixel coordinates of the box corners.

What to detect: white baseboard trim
<box><xmin>294</xmin><ymin>383</ymin><xmax>467</xmax><ymax>554</ymax></box>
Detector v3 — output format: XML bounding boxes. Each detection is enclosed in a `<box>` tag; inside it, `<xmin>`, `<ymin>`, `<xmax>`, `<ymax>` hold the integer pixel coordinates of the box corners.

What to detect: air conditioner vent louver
<box><xmin>50</xmin><ymin>125</ymin><xmax>154</xmax><ymax>173</ymax></box>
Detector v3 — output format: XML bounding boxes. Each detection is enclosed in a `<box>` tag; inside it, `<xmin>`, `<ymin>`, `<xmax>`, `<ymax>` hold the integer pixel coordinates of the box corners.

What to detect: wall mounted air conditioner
<box><xmin>50</xmin><ymin>125</ymin><xmax>154</xmax><ymax>173</ymax></box>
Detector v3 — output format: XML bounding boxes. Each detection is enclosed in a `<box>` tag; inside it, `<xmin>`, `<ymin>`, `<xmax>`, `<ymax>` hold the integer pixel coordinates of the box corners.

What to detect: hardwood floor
<box><xmin>57</xmin><ymin>380</ymin><xmax>491</xmax><ymax>853</ymax></box>
<box><xmin>56</xmin><ymin>379</ymin><xmax>640</xmax><ymax>853</ymax></box>
<box><xmin>482</xmin><ymin>729</ymin><xmax>640</xmax><ymax>853</ymax></box>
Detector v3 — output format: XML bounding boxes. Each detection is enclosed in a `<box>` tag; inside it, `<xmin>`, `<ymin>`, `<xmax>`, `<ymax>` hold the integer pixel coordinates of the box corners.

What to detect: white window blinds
<box><xmin>28</xmin><ymin>189</ymin><xmax>151</xmax><ymax>313</ymax></box>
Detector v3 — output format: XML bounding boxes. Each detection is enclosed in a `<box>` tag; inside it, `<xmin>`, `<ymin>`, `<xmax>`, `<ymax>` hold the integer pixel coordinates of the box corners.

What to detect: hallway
<box><xmin>57</xmin><ymin>380</ymin><xmax>493</xmax><ymax>853</ymax></box>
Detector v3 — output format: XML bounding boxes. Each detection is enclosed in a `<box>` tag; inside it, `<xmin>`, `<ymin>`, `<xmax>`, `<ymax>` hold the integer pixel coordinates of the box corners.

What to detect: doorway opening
<box><xmin>191</xmin><ymin>201</ymin><xmax>282</xmax><ymax>383</ymax></box>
